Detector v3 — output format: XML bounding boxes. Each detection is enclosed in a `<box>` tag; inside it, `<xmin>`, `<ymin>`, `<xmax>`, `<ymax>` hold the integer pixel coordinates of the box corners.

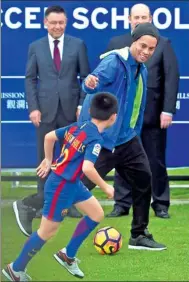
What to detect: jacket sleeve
<box><xmin>82</xmin><ymin>55</ymin><xmax>118</xmax><ymax>94</ymax></box>
<box><xmin>78</xmin><ymin>41</ymin><xmax>90</xmax><ymax>105</ymax></box>
<box><xmin>25</xmin><ymin>43</ymin><xmax>39</xmax><ymax>113</ymax></box>
<box><xmin>162</xmin><ymin>39</ymin><xmax>179</xmax><ymax>114</ymax></box>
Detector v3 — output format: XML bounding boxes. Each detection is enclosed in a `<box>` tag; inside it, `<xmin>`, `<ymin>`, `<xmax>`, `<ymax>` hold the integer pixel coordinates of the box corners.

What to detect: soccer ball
<box><xmin>93</xmin><ymin>226</ymin><xmax>122</xmax><ymax>255</ymax></box>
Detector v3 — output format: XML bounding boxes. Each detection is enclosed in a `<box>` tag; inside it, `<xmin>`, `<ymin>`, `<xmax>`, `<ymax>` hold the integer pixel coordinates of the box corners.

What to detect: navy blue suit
<box><xmin>107</xmin><ymin>34</ymin><xmax>179</xmax><ymax>211</ymax></box>
<box><xmin>22</xmin><ymin>34</ymin><xmax>90</xmax><ymax>211</ymax></box>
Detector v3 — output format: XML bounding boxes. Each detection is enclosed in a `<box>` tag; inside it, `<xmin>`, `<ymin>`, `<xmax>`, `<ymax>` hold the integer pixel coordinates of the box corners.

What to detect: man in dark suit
<box><xmin>13</xmin><ymin>6</ymin><xmax>90</xmax><ymax>232</ymax></box>
<box><xmin>106</xmin><ymin>3</ymin><xmax>179</xmax><ymax>219</ymax></box>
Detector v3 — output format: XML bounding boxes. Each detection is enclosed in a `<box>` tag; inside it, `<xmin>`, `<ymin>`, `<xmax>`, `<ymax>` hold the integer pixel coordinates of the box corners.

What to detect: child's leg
<box><xmin>13</xmin><ymin>216</ymin><xmax>60</xmax><ymax>271</ymax></box>
<box><xmin>65</xmin><ymin>196</ymin><xmax>104</xmax><ymax>258</ymax></box>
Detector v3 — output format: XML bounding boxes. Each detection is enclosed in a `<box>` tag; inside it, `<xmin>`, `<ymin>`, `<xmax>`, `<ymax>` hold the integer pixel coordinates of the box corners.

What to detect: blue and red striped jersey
<box><xmin>51</xmin><ymin>121</ymin><xmax>103</xmax><ymax>181</ymax></box>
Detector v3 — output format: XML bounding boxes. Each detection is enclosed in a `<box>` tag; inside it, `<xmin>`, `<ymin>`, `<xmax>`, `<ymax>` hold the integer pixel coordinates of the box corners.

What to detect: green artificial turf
<box><xmin>1</xmin><ymin>204</ymin><xmax>189</xmax><ymax>281</ymax></box>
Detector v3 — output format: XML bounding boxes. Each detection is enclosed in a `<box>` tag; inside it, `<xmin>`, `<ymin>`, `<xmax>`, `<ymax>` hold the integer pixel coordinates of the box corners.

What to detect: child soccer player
<box><xmin>2</xmin><ymin>92</ymin><xmax>118</xmax><ymax>281</ymax></box>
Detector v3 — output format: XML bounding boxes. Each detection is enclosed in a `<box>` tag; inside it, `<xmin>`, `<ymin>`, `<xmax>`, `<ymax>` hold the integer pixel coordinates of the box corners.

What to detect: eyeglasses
<box><xmin>47</xmin><ymin>20</ymin><xmax>66</xmax><ymax>26</ymax></box>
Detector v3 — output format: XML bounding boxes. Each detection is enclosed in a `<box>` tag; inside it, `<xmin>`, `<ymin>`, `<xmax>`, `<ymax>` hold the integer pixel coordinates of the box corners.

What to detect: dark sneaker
<box><xmin>13</xmin><ymin>200</ymin><xmax>36</xmax><ymax>237</ymax></box>
<box><xmin>144</xmin><ymin>228</ymin><xmax>154</xmax><ymax>241</ymax></box>
<box><xmin>106</xmin><ymin>206</ymin><xmax>129</xmax><ymax>217</ymax></box>
<box><xmin>35</xmin><ymin>209</ymin><xmax>43</xmax><ymax>219</ymax></box>
<box><xmin>128</xmin><ymin>235</ymin><xmax>167</xmax><ymax>251</ymax></box>
<box><xmin>54</xmin><ymin>248</ymin><xmax>84</xmax><ymax>278</ymax></box>
<box><xmin>155</xmin><ymin>210</ymin><xmax>170</xmax><ymax>219</ymax></box>
<box><xmin>67</xmin><ymin>206</ymin><xmax>83</xmax><ymax>218</ymax></box>
<box><xmin>2</xmin><ymin>262</ymin><xmax>32</xmax><ymax>281</ymax></box>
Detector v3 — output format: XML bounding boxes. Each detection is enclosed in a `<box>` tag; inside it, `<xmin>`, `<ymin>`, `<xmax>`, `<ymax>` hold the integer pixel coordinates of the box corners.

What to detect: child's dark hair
<box><xmin>45</xmin><ymin>6</ymin><xmax>66</xmax><ymax>18</ymax></box>
<box><xmin>90</xmin><ymin>92</ymin><xmax>118</xmax><ymax>120</ymax></box>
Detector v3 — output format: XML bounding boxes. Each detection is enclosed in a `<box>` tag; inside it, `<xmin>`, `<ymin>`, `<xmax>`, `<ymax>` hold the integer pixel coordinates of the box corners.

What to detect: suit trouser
<box><xmin>114</xmin><ymin>127</ymin><xmax>170</xmax><ymax>211</ymax></box>
<box><xmin>82</xmin><ymin>136</ymin><xmax>152</xmax><ymax>237</ymax></box>
<box><xmin>23</xmin><ymin>102</ymin><xmax>74</xmax><ymax>209</ymax></box>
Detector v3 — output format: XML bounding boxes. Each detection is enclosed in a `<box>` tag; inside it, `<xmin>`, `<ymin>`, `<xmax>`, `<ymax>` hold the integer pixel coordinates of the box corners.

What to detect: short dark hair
<box><xmin>45</xmin><ymin>6</ymin><xmax>66</xmax><ymax>18</ymax></box>
<box><xmin>90</xmin><ymin>92</ymin><xmax>118</xmax><ymax>121</ymax></box>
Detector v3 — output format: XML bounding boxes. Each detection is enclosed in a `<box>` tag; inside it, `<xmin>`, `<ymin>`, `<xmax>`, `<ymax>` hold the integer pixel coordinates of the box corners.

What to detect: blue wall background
<box><xmin>2</xmin><ymin>1</ymin><xmax>189</xmax><ymax>168</ymax></box>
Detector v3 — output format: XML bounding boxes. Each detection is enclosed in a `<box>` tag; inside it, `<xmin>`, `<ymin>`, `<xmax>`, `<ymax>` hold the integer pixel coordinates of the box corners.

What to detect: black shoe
<box><xmin>35</xmin><ymin>209</ymin><xmax>43</xmax><ymax>219</ymax></box>
<box><xmin>155</xmin><ymin>209</ymin><xmax>170</xmax><ymax>219</ymax></box>
<box><xmin>13</xmin><ymin>200</ymin><xmax>36</xmax><ymax>237</ymax></box>
<box><xmin>128</xmin><ymin>235</ymin><xmax>167</xmax><ymax>251</ymax></box>
<box><xmin>106</xmin><ymin>206</ymin><xmax>129</xmax><ymax>217</ymax></box>
<box><xmin>67</xmin><ymin>206</ymin><xmax>83</xmax><ymax>218</ymax></box>
<box><xmin>144</xmin><ymin>228</ymin><xmax>154</xmax><ymax>241</ymax></box>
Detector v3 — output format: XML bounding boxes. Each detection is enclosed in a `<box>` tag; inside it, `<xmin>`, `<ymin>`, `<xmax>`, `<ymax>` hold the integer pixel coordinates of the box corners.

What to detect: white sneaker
<box><xmin>2</xmin><ymin>262</ymin><xmax>32</xmax><ymax>281</ymax></box>
<box><xmin>53</xmin><ymin>248</ymin><xmax>84</xmax><ymax>278</ymax></box>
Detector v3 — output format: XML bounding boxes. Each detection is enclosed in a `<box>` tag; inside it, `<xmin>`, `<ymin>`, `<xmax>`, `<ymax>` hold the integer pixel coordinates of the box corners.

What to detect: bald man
<box><xmin>106</xmin><ymin>3</ymin><xmax>179</xmax><ymax>219</ymax></box>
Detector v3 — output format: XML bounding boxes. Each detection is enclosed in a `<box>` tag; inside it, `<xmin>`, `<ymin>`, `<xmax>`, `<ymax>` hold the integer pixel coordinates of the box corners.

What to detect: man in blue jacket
<box><xmin>75</xmin><ymin>22</ymin><xmax>167</xmax><ymax>251</ymax></box>
<box><xmin>106</xmin><ymin>3</ymin><xmax>179</xmax><ymax>219</ymax></box>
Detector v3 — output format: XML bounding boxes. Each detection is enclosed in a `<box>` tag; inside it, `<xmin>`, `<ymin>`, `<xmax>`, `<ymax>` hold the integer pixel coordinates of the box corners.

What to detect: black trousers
<box><xmin>23</xmin><ymin>102</ymin><xmax>74</xmax><ymax>209</ymax></box>
<box><xmin>114</xmin><ymin>127</ymin><xmax>170</xmax><ymax>211</ymax></box>
<box><xmin>83</xmin><ymin>136</ymin><xmax>152</xmax><ymax>237</ymax></box>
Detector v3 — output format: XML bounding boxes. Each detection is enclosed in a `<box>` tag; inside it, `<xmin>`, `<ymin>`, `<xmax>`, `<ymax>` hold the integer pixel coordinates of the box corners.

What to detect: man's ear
<box><xmin>128</xmin><ymin>15</ymin><xmax>131</xmax><ymax>24</ymax></box>
<box><xmin>44</xmin><ymin>18</ymin><xmax>47</xmax><ymax>27</ymax></box>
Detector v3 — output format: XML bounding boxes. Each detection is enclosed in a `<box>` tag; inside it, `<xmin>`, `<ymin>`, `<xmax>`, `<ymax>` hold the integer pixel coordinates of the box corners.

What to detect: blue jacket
<box><xmin>79</xmin><ymin>47</ymin><xmax>148</xmax><ymax>151</ymax></box>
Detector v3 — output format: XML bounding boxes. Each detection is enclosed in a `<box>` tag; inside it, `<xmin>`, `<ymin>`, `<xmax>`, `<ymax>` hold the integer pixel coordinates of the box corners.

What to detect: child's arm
<box><xmin>82</xmin><ymin>160</ymin><xmax>114</xmax><ymax>199</ymax></box>
<box><xmin>36</xmin><ymin>131</ymin><xmax>58</xmax><ymax>178</ymax></box>
<box><xmin>36</xmin><ymin>125</ymin><xmax>72</xmax><ymax>178</ymax></box>
<box><xmin>44</xmin><ymin>131</ymin><xmax>58</xmax><ymax>163</ymax></box>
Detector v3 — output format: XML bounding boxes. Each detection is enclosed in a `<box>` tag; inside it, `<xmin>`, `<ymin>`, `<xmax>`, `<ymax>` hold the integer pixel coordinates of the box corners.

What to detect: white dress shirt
<box><xmin>48</xmin><ymin>33</ymin><xmax>64</xmax><ymax>60</ymax></box>
<box><xmin>162</xmin><ymin>112</ymin><xmax>172</xmax><ymax>116</ymax></box>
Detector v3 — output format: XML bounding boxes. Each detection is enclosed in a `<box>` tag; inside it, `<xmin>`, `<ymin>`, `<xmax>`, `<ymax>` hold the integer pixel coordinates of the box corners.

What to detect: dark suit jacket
<box><xmin>25</xmin><ymin>34</ymin><xmax>90</xmax><ymax>123</ymax></box>
<box><xmin>107</xmin><ymin>34</ymin><xmax>179</xmax><ymax>127</ymax></box>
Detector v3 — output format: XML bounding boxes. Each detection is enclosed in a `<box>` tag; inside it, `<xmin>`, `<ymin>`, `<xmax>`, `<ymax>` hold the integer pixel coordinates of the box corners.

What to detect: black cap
<box><xmin>132</xmin><ymin>22</ymin><xmax>159</xmax><ymax>42</ymax></box>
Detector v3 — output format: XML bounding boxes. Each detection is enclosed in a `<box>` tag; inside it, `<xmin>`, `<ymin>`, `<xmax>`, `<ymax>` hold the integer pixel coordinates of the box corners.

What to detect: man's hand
<box><xmin>36</xmin><ymin>158</ymin><xmax>51</xmax><ymax>178</ymax></box>
<box><xmin>160</xmin><ymin>113</ymin><xmax>173</xmax><ymax>129</ymax></box>
<box><xmin>85</xmin><ymin>75</ymin><xmax>99</xmax><ymax>89</ymax></box>
<box><xmin>29</xmin><ymin>110</ymin><xmax>41</xmax><ymax>127</ymax></box>
<box><xmin>103</xmin><ymin>184</ymin><xmax>115</xmax><ymax>199</ymax></box>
